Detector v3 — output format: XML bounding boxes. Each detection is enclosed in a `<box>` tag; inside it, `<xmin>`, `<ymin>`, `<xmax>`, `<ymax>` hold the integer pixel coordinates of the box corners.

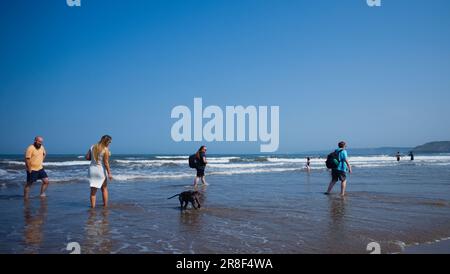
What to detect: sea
<box><xmin>0</xmin><ymin>151</ymin><xmax>449</xmax><ymax>254</ymax></box>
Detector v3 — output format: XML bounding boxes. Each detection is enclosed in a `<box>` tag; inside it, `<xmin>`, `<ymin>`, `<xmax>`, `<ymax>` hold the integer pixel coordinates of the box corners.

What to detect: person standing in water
<box><xmin>396</xmin><ymin>152</ymin><xmax>401</xmax><ymax>162</ymax></box>
<box><xmin>24</xmin><ymin>136</ymin><xmax>50</xmax><ymax>199</ymax></box>
<box><xmin>86</xmin><ymin>135</ymin><xmax>113</xmax><ymax>208</ymax></box>
<box><xmin>325</xmin><ymin>141</ymin><xmax>352</xmax><ymax>196</ymax></box>
<box><xmin>193</xmin><ymin>145</ymin><xmax>208</xmax><ymax>187</ymax></box>
<box><xmin>409</xmin><ymin>151</ymin><xmax>414</xmax><ymax>161</ymax></box>
<box><xmin>305</xmin><ymin>157</ymin><xmax>311</xmax><ymax>172</ymax></box>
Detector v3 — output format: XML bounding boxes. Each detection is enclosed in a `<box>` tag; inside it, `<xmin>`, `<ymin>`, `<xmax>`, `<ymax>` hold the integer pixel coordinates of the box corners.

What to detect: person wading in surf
<box><xmin>325</xmin><ymin>141</ymin><xmax>352</xmax><ymax>196</ymax></box>
<box><xmin>193</xmin><ymin>146</ymin><xmax>209</xmax><ymax>187</ymax></box>
<box><xmin>24</xmin><ymin>136</ymin><xmax>50</xmax><ymax>199</ymax></box>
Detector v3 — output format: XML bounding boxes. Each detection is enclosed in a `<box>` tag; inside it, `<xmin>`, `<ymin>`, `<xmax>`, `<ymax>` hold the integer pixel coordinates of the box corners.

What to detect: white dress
<box><xmin>88</xmin><ymin>146</ymin><xmax>108</xmax><ymax>188</ymax></box>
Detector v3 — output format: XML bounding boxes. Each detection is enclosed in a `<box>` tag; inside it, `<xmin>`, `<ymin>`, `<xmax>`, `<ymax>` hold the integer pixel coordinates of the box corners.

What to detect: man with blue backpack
<box><xmin>325</xmin><ymin>141</ymin><xmax>352</xmax><ymax>196</ymax></box>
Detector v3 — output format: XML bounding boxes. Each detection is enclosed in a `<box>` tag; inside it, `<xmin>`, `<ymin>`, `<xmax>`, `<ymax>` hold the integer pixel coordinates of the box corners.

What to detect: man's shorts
<box><xmin>196</xmin><ymin>167</ymin><xmax>205</xmax><ymax>177</ymax></box>
<box><xmin>26</xmin><ymin>169</ymin><xmax>48</xmax><ymax>184</ymax></box>
<box><xmin>331</xmin><ymin>169</ymin><xmax>346</xmax><ymax>182</ymax></box>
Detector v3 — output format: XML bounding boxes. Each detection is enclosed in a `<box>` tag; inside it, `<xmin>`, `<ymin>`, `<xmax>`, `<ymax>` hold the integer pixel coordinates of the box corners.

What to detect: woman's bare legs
<box><xmin>193</xmin><ymin>176</ymin><xmax>199</xmax><ymax>187</ymax></box>
<box><xmin>101</xmin><ymin>180</ymin><xmax>108</xmax><ymax>207</ymax></box>
<box><xmin>201</xmin><ymin>176</ymin><xmax>208</xmax><ymax>186</ymax></box>
<box><xmin>90</xmin><ymin>187</ymin><xmax>97</xmax><ymax>208</ymax></box>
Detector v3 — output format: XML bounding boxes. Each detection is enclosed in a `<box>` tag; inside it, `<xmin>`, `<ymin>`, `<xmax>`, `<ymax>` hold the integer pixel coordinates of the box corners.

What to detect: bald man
<box><xmin>24</xmin><ymin>136</ymin><xmax>49</xmax><ymax>199</ymax></box>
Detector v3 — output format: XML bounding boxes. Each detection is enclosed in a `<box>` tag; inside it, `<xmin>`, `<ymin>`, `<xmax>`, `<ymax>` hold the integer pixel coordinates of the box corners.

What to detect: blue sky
<box><xmin>1</xmin><ymin>0</ymin><xmax>449</xmax><ymax>154</ymax></box>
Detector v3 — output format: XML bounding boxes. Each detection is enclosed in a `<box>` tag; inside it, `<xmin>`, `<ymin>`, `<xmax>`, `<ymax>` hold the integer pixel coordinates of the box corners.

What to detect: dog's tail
<box><xmin>167</xmin><ymin>194</ymin><xmax>180</xmax><ymax>200</ymax></box>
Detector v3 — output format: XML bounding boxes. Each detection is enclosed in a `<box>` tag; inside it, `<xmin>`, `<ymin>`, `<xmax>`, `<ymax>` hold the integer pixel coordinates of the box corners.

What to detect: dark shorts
<box><xmin>331</xmin><ymin>169</ymin><xmax>346</xmax><ymax>182</ymax></box>
<box><xmin>26</xmin><ymin>169</ymin><xmax>48</xmax><ymax>184</ymax></box>
<box><xmin>196</xmin><ymin>167</ymin><xmax>205</xmax><ymax>177</ymax></box>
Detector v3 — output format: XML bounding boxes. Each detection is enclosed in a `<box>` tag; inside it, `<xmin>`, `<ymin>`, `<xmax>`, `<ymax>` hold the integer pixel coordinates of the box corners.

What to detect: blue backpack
<box><xmin>325</xmin><ymin>150</ymin><xmax>342</xmax><ymax>169</ymax></box>
<box><xmin>188</xmin><ymin>154</ymin><xmax>198</xmax><ymax>168</ymax></box>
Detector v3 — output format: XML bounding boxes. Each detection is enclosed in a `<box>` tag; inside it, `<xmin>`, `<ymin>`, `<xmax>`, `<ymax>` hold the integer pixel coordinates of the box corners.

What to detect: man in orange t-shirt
<box><xmin>24</xmin><ymin>136</ymin><xmax>49</xmax><ymax>199</ymax></box>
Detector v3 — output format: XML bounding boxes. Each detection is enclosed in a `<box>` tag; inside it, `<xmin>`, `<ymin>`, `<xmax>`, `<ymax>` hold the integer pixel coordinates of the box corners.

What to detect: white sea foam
<box><xmin>37</xmin><ymin>167</ymin><xmax>304</xmax><ymax>182</ymax></box>
<box><xmin>2</xmin><ymin>154</ymin><xmax>450</xmax><ymax>183</ymax></box>
<box><xmin>1</xmin><ymin>161</ymin><xmax>24</xmax><ymax>166</ymax></box>
<box><xmin>0</xmin><ymin>168</ymin><xmax>26</xmax><ymax>180</ymax></box>
<box><xmin>210</xmin><ymin>167</ymin><xmax>303</xmax><ymax>176</ymax></box>
<box><xmin>155</xmin><ymin>156</ymin><xmax>188</xmax><ymax>159</ymax></box>
<box><xmin>0</xmin><ymin>169</ymin><xmax>8</xmax><ymax>176</ymax></box>
<box><xmin>155</xmin><ymin>155</ymin><xmax>239</xmax><ymax>160</ymax></box>
<box><xmin>45</xmin><ymin>161</ymin><xmax>89</xmax><ymax>166</ymax></box>
<box><xmin>115</xmin><ymin>157</ymin><xmax>236</xmax><ymax>165</ymax></box>
<box><xmin>115</xmin><ymin>159</ymin><xmax>185</xmax><ymax>165</ymax></box>
<box><xmin>1</xmin><ymin>160</ymin><xmax>89</xmax><ymax>166</ymax></box>
<box><xmin>266</xmin><ymin>155</ymin><xmax>450</xmax><ymax>168</ymax></box>
<box><xmin>208</xmin><ymin>162</ymin><xmax>283</xmax><ymax>169</ymax></box>
<box><xmin>112</xmin><ymin>173</ymin><xmax>192</xmax><ymax>181</ymax></box>
<box><xmin>267</xmin><ymin>157</ymin><xmax>306</xmax><ymax>163</ymax></box>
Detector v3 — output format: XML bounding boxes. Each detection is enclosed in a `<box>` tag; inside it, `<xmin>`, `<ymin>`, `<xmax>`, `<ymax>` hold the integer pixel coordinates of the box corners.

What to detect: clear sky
<box><xmin>1</xmin><ymin>0</ymin><xmax>449</xmax><ymax>154</ymax></box>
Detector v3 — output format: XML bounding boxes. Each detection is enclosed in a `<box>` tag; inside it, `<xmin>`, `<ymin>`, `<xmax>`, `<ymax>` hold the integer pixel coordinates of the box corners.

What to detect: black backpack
<box><xmin>325</xmin><ymin>150</ymin><xmax>342</xmax><ymax>169</ymax></box>
<box><xmin>188</xmin><ymin>154</ymin><xmax>198</xmax><ymax>169</ymax></box>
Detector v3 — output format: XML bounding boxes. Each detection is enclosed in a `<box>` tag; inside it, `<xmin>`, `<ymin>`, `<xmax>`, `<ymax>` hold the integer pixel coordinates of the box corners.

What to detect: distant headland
<box><xmin>413</xmin><ymin>141</ymin><xmax>450</xmax><ymax>153</ymax></box>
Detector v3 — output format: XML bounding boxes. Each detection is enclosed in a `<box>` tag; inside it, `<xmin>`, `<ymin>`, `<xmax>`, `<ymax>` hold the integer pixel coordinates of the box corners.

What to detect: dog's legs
<box><xmin>183</xmin><ymin>201</ymin><xmax>188</xmax><ymax>210</ymax></box>
<box><xmin>191</xmin><ymin>200</ymin><xmax>197</xmax><ymax>209</ymax></box>
<box><xmin>179</xmin><ymin>196</ymin><xmax>184</xmax><ymax>210</ymax></box>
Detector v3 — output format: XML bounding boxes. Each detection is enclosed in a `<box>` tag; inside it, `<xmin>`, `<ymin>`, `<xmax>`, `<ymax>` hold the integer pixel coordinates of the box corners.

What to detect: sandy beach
<box><xmin>403</xmin><ymin>239</ymin><xmax>450</xmax><ymax>254</ymax></box>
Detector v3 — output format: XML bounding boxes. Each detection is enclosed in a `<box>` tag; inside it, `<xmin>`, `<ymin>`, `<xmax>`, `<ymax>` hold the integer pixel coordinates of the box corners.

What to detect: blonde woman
<box><xmin>85</xmin><ymin>135</ymin><xmax>113</xmax><ymax>208</ymax></box>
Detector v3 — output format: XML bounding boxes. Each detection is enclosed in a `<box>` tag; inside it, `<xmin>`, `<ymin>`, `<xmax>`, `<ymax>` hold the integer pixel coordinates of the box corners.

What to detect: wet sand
<box><xmin>403</xmin><ymin>239</ymin><xmax>450</xmax><ymax>254</ymax></box>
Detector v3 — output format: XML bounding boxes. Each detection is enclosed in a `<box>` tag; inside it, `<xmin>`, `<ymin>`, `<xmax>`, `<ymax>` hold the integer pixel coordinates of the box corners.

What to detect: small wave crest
<box><xmin>229</xmin><ymin>157</ymin><xmax>268</xmax><ymax>163</ymax></box>
<box><xmin>113</xmin><ymin>173</ymin><xmax>192</xmax><ymax>181</ymax></box>
<box><xmin>0</xmin><ymin>160</ymin><xmax>89</xmax><ymax>167</ymax></box>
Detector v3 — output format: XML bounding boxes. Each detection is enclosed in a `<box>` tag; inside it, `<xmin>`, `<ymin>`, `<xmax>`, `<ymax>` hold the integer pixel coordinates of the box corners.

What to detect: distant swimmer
<box><xmin>396</xmin><ymin>152</ymin><xmax>401</xmax><ymax>162</ymax></box>
<box><xmin>305</xmin><ymin>157</ymin><xmax>311</xmax><ymax>172</ymax></box>
<box><xmin>409</xmin><ymin>151</ymin><xmax>414</xmax><ymax>161</ymax></box>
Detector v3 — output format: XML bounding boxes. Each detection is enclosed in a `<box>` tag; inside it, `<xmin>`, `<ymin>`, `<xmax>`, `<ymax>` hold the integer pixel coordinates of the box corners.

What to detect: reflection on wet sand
<box><xmin>329</xmin><ymin>196</ymin><xmax>347</xmax><ymax>226</ymax></box>
<box><xmin>304</xmin><ymin>173</ymin><xmax>311</xmax><ymax>192</ymax></box>
<box><xmin>326</xmin><ymin>196</ymin><xmax>348</xmax><ymax>252</ymax></box>
<box><xmin>179</xmin><ymin>185</ymin><xmax>207</xmax><ymax>231</ymax></box>
<box><xmin>23</xmin><ymin>198</ymin><xmax>47</xmax><ymax>254</ymax></box>
<box><xmin>83</xmin><ymin>208</ymin><xmax>112</xmax><ymax>254</ymax></box>
<box><xmin>196</xmin><ymin>185</ymin><xmax>207</xmax><ymax>206</ymax></box>
<box><xmin>179</xmin><ymin>210</ymin><xmax>202</xmax><ymax>232</ymax></box>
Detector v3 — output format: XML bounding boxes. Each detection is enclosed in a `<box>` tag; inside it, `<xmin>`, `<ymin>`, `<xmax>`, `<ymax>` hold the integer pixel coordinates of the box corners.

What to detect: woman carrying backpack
<box><xmin>193</xmin><ymin>145</ymin><xmax>209</xmax><ymax>187</ymax></box>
